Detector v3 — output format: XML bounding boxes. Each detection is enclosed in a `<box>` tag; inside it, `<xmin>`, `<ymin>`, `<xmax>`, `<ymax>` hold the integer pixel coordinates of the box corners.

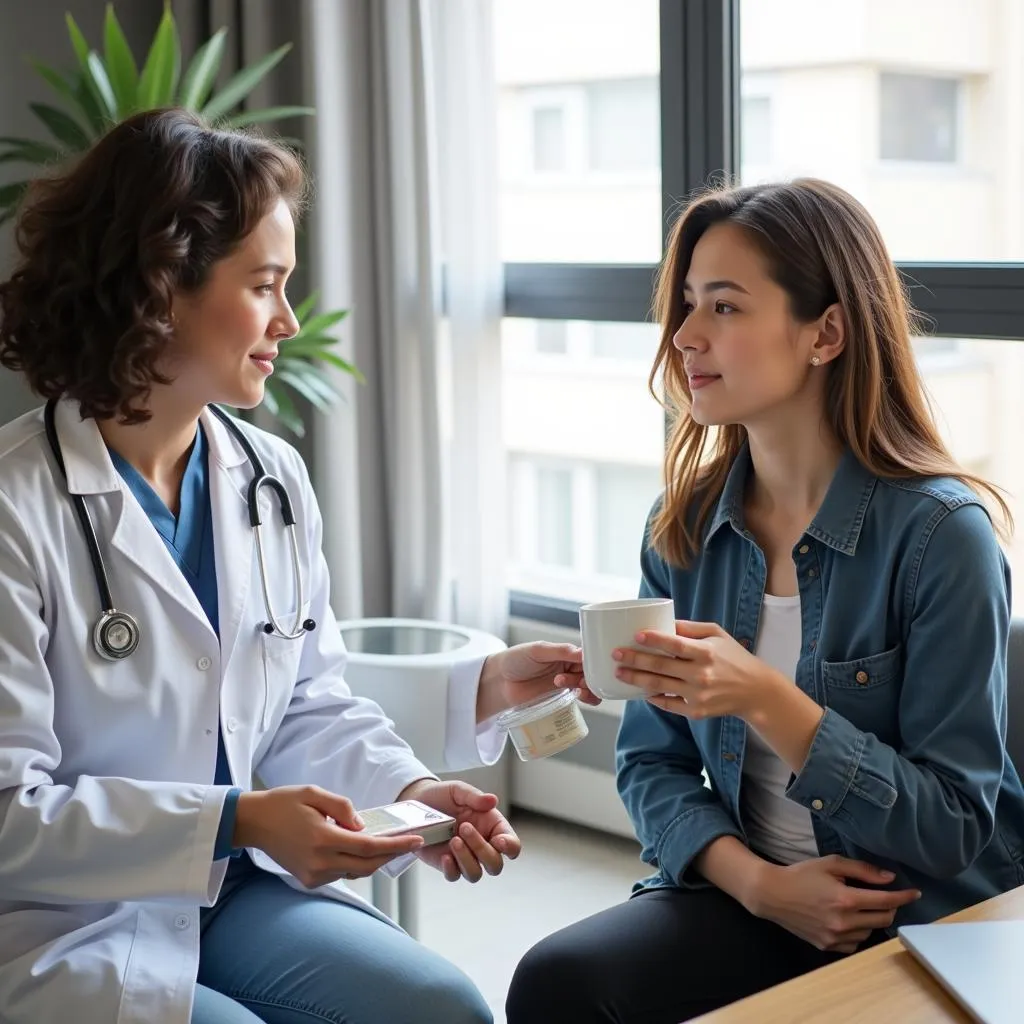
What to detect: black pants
<box><xmin>505</xmin><ymin>885</ymin><xmax>873</xmax><ymax>1024</ymax></box>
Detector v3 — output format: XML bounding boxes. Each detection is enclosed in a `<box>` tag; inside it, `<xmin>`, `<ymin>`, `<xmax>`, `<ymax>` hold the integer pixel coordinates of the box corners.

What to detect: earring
<box><xmin>810</xmin><ymin>355</ymin><xmax>821</xmax><ymax>366</ymax></box>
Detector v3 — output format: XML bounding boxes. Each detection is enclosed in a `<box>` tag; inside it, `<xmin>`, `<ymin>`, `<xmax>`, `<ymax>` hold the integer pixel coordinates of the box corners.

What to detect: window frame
<box><xmin>505</xmin><ymin>0</ymin><xmax>1024</xmax><ymax>625</ymax></box>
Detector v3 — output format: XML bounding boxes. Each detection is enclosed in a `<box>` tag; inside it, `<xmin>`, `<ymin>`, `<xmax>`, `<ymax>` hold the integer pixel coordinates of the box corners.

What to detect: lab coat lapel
<box><xmin>109</xmin><ymin>490</ymin><xmax>215</xmax><ymax>628</ymax></box>
<box><xmin>202</xmin><ymin>408</ymin><xmax>254</xmax><ymax>673</ymax></box>
<box><xmin>54</xmin><ymin>400</ymin><xmax>213</xmax><ymax>632</ymax></box>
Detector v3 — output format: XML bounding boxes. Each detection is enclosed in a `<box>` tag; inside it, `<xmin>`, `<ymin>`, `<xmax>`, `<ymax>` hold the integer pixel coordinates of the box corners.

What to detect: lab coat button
<box><xmin>226</xmin><ymin>717</ymin><xmax>239</xmax><ymax>733</ymax></box>
<box><xmin>197</xmin><ymin>656</ymin><xmax>212</xmax><ymax>671</ymax></box>
<box><xmin>174</xmin><ymin>914</ymin><xmax>190</xmax><ymax>930</ymax></box>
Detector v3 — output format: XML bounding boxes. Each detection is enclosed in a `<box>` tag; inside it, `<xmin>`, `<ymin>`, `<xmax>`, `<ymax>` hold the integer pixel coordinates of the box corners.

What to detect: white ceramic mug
<box><xmin>578</xmin><ymin>598</ymin><xmax>677</xmax><ymax>700</ymax></box>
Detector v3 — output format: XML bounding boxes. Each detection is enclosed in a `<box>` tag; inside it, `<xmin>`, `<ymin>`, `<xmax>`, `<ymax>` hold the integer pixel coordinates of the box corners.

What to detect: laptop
<box><xmin>898</xmin><ymin>921</ymin><xmax>1024</xmax><ymax>1023</ymax></box>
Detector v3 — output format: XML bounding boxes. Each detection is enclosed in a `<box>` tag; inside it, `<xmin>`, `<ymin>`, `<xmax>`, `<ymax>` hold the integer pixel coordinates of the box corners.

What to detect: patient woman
<box><xmin>506</xmin><ymin>179</ymin><xmax>1024</xmax><ymax>1023</ymax></box>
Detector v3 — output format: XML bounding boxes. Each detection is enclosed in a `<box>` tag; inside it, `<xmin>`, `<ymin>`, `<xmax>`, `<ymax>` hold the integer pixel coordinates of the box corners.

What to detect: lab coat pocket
<box><xmin>259</xmin><ymin>604</ymin><xmax>309</xmax><ymax>732</ymax></box>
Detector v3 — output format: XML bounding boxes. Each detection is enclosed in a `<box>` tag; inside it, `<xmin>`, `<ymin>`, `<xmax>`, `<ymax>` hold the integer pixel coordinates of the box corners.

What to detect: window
<box><xmin>535</xmin><ymin>466</ymin><xmax>574</xmax><ymax>567</ymax></box>
<box><xmin>587</xmin><ymin>78</ymin><xmax>660</xmax><ymax>173</ymax></box>
<box><xmin>535</xmin><ymin>320</ymin><xmax>569</xmax><ymax>355</ymax></box>
<box><xmin>595</xmin><ymin>465</ymin><xmax>662</xmax><ymax>578</ymax></box>
<box><xmin>500</xmin><ymin>1</ymin><xmax>1024</xmax><ymax>624</ymax></box>
<box><xmin>509</xmin><ymin>456</ymin><xmax>662</xmax><ymax>599</ymax></box>
<box><xmin>738</xmin><ymin>0</ymin><xmax>1022</xmax><ymax>261</ymax></box>
<box><xmin>592</xmin><ymin>321</ymin><xmax>660</xmax><ymax>361</ymax></box>
<box><xmin>503</xmin><ymin>318</ymin><xmax>665</xmax><ymax>601</ymax></box>
<box><xmin>496</xmin><ymin>0</ymin><xmax>661</xmax><ymax>263</ymax></box>
<box><xmin>741</xmin><ymin>95</ymin><xmax>771</xmax><ymax>168</ymax></box>
<box><xmin>532</xmin><ymin>106</ymin><xmax>567</xmax><ymax>172</ymax></box>
<box><xmin>880</xmin><ymin>73</ymin><xmax>959</xmax><ymax>163</ymax></box>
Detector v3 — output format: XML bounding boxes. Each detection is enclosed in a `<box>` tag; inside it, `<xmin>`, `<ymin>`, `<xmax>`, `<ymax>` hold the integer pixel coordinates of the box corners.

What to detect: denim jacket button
<box><xmin>798</xmin><ymin>544</ymin><xmax>810</xmax><ymax>555</ymax></box>
<box><xmin>808</xmin><ymin>568</ymin><xmax>818</xmax><ymax>578</ymax></box>
<box><xmin>811</xmin><ymin>799</ymin><xmax>824</xmax><ymax>811</ymax></box>
<box><xmin>856</xmin><ymin>670</ymin><xmax>869</xmax><ymax>684</ymax></box>
<box><xmin>739</xmin><ymin>638</ymin><xmax>752</xmax><ymax>649</ymax></box>
<box><xmin>723</xmin><ymin>752</ymin><xmax>737</xmax><ymax>762</ymax></box>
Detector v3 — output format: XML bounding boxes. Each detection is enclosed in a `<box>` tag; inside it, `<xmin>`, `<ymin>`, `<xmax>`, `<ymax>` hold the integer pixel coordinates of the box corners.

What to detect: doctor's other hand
<box><xmin>232</xmin><ymin>786</ymin><xmax>425</xmax><ymax>889</ymax></box>
<box><xmin>398</xmin><ymin>778</ymin><xmax>521</xmax><ymax>883</ymax></box>
<box><xmin>477</xmin><ymin>641</ymin><xmax>599</xmax><ymax>724</ymax></box>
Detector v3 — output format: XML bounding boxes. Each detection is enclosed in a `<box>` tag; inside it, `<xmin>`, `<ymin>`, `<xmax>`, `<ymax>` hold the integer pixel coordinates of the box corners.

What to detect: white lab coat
<box><xmin>0</xmin><ymin>400</ymin><xmax>503</xmax><ymax>1024</ymax></box>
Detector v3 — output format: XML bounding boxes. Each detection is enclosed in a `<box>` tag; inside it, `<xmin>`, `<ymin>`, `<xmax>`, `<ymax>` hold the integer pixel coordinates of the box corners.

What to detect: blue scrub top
<box><xmin>108</xmin><ymin>425</ymin><xmax>240</xmax><ymax>858</ymax></box>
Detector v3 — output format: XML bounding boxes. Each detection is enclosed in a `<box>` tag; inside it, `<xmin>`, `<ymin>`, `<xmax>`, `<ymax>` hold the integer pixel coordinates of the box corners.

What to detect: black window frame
<box><xmin>506</xmin><ymin>0</ymin><xmax>1024</xmax><ymax>627</ymax></box>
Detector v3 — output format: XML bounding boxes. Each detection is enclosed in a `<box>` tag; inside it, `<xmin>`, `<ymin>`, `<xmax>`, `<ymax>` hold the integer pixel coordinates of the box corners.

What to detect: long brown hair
<box><xmin>649</xmin><ymin>178</ymin><xmax>1011</xmax><ymax>567</ymax></box>
<box><xmin>0</xmin><ymin>108</ymin><xmax>307</xmax><ymax>425</ymax></box>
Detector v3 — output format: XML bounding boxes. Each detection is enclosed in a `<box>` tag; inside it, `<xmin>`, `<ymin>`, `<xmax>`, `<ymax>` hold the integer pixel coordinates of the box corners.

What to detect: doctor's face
<box><xmin>169</xmin><ymin>198</ymin><xmax>300</xmax><ymax>410</ymax></box>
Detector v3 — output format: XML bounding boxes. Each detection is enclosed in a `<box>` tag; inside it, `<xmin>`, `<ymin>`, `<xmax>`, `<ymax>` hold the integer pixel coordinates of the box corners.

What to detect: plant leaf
<box><xmin>0</xmin><ymin>137</ymin><xmax>64</xmax><ymax>162</ymax></box>
<box><xmin>278</xmin><ymin>335</ymin><xmax>347</xmax><ymax>359</ymax></box>
<box><xmin>137</xmin><ymin>5</ymin><xmax>181</xmax><ymax>109</ymax></box>
<box><xmin>284</xmin><ymin>364</ymin><xmax>344</xmax><ymax>404</ymax></box>
<box><xmin>0</xmin><ymin>181</ymin><xmax>31</xmax><ymax>206</ymax></box>
<box><xmin>201</xmin><ymin>43</ymin><xmax>293</xmax><ymax>122</ymax></box>
<box><xmin>65</xmin><ymin>13</ymin><xmax>116</xmax><ymax>125</ymax></box>
<box><xmin>178</xmin><ymin>27</ymin><xmax>227</xmax><ymax>110</ymax></box>
<box><xmin>291</xmin><ymin>291</ymin><xmax>319</xmax><ymax>324</ymax></box>
<box><xmin>30</xmin><ymin>104</ymin><xmax>91</xmax><ymax>150</ymax></box>
<box><xmin>86</xmin><ymin>53</ymin><xmax>119</xmax><ymax>122</ymax></box>
<box><xmin>103</xmin><ymin>4</ymin><xmax>139</xmax><ymax>116</ymax></box>
<box><xmin>260</xmin><ymin>386</ymin><xmax>280</xmax><ymax>418</ymax></box>
<box><xmin>310</xmin><ymin>350</ymin><xmax>366</xmax><ymax>383</ymax></box>
<box><xmin>274</xmin><ymin>367</ymin><xmax>338</xmax><ymax>412</ymax></box>
<box><xmin>295</xmin><ymin>309</ymin><xmax>349</xmax><ymax>336</ymax></box>
<box><xmin>30</xmin><ymin>61</ymin><xmax>101</xmax><ymax>135</ymax></box>
<box><xmin>220</xmin><ymin>105</ymin><xmax>315</xmax><ymax>129</ymax></box>
<box><xmin>262</xmin><ymin>381</ymin><xmax>305</xmax><ymax>436</ymax></box>
<box><xmin>65</xmin><ymin>13</ymin><xmax>92</xmax><ymax>69</ymax></box>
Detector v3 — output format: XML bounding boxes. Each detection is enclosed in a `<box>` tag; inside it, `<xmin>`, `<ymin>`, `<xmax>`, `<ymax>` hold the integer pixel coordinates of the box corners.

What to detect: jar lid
<box><xmin>496</xmin><ymin>687</ymin><xmax>578</xmax><ymax>729</ymax></box>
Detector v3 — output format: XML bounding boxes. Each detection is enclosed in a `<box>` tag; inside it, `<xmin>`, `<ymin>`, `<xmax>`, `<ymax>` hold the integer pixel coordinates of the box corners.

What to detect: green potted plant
<box><xmin>0</xmin><ymin>2</ymin><xmax>361</xmax><ymax>437</ymax></box>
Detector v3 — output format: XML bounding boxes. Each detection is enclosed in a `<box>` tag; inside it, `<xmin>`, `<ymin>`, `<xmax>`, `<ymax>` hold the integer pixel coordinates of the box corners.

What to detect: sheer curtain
<box><xmin>174</xmin><ymin>0</ymin><xmax>507</xmax><ymax>634</ymax></box>
<box><xmin>303</xmin><ymin>0</ymin><xmax>508</xmax><ymax>635</ymax></box>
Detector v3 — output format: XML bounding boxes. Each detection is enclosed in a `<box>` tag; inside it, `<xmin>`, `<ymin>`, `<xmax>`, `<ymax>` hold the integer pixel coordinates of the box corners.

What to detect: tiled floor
<box><xmin>416</xmin><ymin>811</ymin><xmax>647</xmax><ymax>1022</ymax></box>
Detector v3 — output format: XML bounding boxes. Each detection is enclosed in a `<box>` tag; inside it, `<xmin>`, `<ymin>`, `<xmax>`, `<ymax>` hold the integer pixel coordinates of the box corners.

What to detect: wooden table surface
<box><xmin>692</xmin><ymin>884</ymin><xmax>1024</xmax><ymax>1023</ymax></box>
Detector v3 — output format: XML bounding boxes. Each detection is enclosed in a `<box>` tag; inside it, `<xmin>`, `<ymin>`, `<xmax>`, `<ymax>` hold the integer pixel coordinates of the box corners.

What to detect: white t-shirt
<box><xmin>740</xmin><ymin>593</ymin><xmax>820</xmax><ymax>865</ymax></box>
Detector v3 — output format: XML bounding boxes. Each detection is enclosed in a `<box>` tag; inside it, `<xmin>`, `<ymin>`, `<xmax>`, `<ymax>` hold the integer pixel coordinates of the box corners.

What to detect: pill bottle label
<box><xmin>513</xmin><ymin>706</ymin><xmax>587</xmax><ymax>759</ymax></box>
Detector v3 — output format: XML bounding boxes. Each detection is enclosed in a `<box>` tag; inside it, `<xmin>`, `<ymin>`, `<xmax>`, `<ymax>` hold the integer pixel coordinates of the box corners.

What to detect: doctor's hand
<box><xmin>477</xmin><ymin>642</ymin><xmax>599</xmax><ymax>724</ymax></box>
<box><xmin>233</xmin><ymin>786</ymin><xmax>426</xmax><ymax>889</ymax></box>
<box><xmin>398</xmin><ymin>779</ymin><xmax>521</xmax><ymax>883</ymax></box>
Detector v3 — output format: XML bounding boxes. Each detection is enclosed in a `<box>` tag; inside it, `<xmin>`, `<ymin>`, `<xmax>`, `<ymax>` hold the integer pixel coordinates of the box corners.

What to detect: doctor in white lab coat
<box><xmin>0</xmin><ymin>109</ymin><xmax>592</xmax><ymax>1024</ymax></box>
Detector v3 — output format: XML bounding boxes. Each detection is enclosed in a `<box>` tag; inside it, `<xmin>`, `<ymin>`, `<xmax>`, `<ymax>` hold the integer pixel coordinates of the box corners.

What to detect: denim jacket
<box><xmin>616</xmin><ymin>446</ymin><xmax>1024</xmax><ymax>929</ymax></box>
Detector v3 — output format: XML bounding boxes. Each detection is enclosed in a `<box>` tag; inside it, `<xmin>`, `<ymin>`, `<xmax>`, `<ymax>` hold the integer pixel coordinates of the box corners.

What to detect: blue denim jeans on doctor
<box><xmin>191</xmin><ymin>855</ymin><xmax>491</xmax><ymax>1024</ymax></box>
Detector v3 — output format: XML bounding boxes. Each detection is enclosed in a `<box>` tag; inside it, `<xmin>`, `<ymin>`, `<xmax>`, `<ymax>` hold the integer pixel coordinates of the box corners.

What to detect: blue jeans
<box><xmin>192</xmin><ymin>855</ymin><xmax>491</xmax><ymax>1024</ymax></box>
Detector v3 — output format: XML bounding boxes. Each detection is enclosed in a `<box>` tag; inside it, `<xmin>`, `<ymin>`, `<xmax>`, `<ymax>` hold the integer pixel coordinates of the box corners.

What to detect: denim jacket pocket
<box><xmin>822</xmin><ymin>645</ymin><xmax>903</xmax><ymax>743</ymax></box>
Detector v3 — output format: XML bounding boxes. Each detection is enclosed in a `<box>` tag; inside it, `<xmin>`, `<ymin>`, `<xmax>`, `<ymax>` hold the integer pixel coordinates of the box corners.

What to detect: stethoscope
<box><xmin>43</xmin><ymin>399</ymin><xmax>316</xmax><ymax>661</ymax></box>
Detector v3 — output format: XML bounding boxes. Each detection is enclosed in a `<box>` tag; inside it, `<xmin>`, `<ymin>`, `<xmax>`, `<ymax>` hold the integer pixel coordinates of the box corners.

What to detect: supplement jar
<box><xmin>496</xmin><ymin>689</ymin><xmax>589</xmax><ymax>761</ymax></box>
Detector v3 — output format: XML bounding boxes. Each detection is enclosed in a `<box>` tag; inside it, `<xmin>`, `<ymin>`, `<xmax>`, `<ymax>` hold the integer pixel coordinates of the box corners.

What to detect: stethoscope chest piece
<box><xmin>94</xmin><ymin>610</ymin><xmax>141</xmax><ymax>660</ymax></box>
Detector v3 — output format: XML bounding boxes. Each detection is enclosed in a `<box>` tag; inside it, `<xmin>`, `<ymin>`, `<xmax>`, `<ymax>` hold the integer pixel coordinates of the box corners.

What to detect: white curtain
<box><xmin>302</xmin><ymin>0</ymin><xmax>508</xmax><ymax>636</ymax></box>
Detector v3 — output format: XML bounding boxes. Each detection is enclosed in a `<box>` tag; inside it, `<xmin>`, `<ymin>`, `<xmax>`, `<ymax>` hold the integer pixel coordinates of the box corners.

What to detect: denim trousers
<box><xmin>191</xmin><ymin>855</ymin><xmax>491</xmax><ymax>1024</ymax></box>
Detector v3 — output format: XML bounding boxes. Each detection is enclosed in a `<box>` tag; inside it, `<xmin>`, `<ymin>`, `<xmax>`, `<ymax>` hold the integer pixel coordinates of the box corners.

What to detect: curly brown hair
<box><xmin>0</xmin><ymin>107</ymin><xmax>307</xmax><ymax>424</ymax></box>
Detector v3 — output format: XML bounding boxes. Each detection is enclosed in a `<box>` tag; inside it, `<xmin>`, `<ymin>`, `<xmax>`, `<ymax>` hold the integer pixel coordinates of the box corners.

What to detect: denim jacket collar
<box><xmin>705</xmin><ymin>444</ymin><xmax>877</xmax><ymax>556</ymax></box>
